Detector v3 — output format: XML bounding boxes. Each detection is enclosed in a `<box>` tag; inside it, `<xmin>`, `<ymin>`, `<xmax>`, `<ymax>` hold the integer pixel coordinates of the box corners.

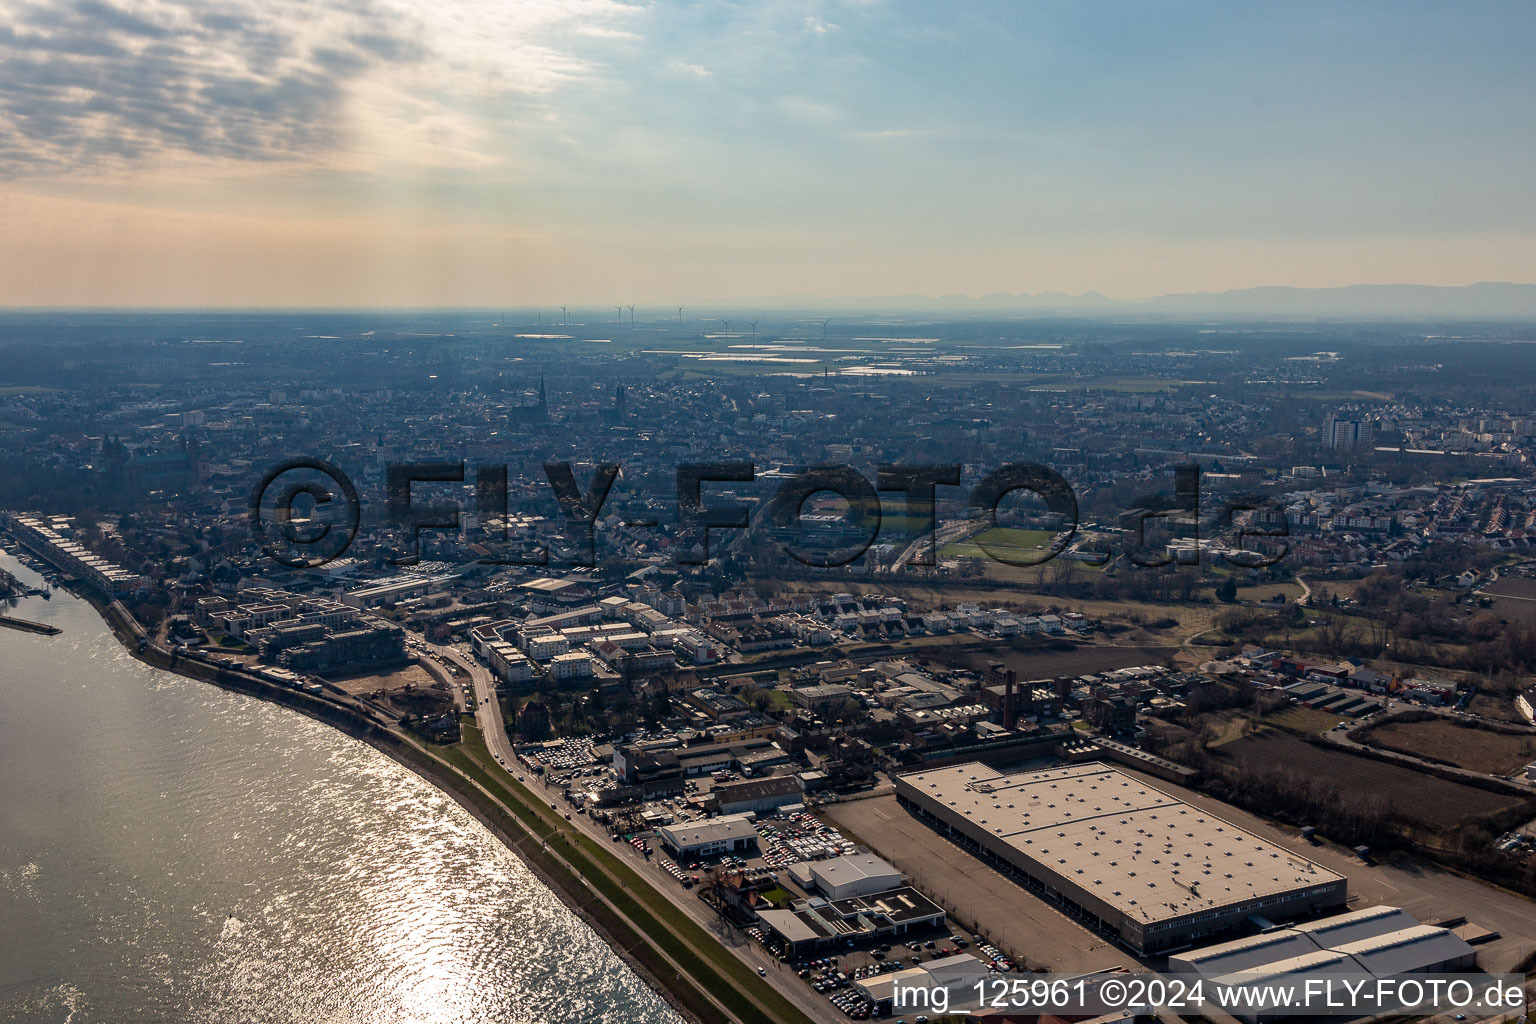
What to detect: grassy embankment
<box><xmin>437</xmin><ymin>724</ymin><xmax>816</xmax><ymax>1024</ymax></box>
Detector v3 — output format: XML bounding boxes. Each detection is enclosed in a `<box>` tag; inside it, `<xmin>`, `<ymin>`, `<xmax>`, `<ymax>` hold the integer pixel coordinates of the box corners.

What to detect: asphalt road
<box><xmin>444</xmin><ymin>647</ymin><xmax>516</xmax><ymax>763</ymax></box>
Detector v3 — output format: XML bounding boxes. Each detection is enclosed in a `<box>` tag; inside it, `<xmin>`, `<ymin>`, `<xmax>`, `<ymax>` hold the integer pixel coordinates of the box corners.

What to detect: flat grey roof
<box><xmin>1288</xmin><ymin>904</ymin><xmax>1416</xmax><ymax>945</ymax></box>
<box><xmin>1330</xmin><ymin>924</ymin><xmax>1475</xmax><ymax>975</ymax></box>
<box><xmin>810</xmin><ymin>853</ymin><xmax>900</xmax><ymax>888</ymax></box>
<box><xmin>1170</xmin><ymin>929</ymin><xmax>1323</xmax><ymax>974</ymax></box>
<box><xmin>1171</xmin><ymin>906</ymin><xmax>1423</xmax><ymax>977</ymax></box>
<box><xmin>656</xmin><ymin>814</ymin><xmax>757</xmax><ymax>848</ymax></box>
<box><xmin>897</xmin><ymin>762</ymin><xmax>1343</xmax><ymax>925</ymax></box>
<box><xmin>757</xmin><ymin>909</ymin><xmax>826</xmax><ymax>943</ymax></box>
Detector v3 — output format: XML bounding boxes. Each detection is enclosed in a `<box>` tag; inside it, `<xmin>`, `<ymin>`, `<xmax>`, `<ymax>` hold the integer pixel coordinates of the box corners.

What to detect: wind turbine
<box><xmin>816</xmin><ymin>317</ymin><xmax>830</xmax><ymax>339</ymax></box>
<box><xmin>677</xmin><ymin>305</ymin><xmax>684</xmax><ymax>322</ymax></box>
<box><xmin>560</xmin><ymin>304</ymin><xmax>568</xmax><ymax>325</ymax></box>
<box><xmin>748</xmin><ymin>318</ymin><xmax>760</xmax><ymax>343</ymax></box>
<box><xmin>718</xmin><ymin>318</ymin><xmax>732</xmax><ymax>335</ymax></box>
<box><xmin>616</xmin><ymin>304</ymin><xmax>624</xmax><ymax>323</ymax></box>
<box><xmin>627</xmin><ymin>304</ymin><xmax>636</xmax><ymax>324</ymax></box>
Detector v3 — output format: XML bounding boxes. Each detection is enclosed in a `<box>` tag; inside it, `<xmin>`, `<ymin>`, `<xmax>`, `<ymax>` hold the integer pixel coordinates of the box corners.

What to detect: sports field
<box><xmin>940</xmin><ymin>526</ymin><xmax>1056</xmax><ymax>560</ymax></box>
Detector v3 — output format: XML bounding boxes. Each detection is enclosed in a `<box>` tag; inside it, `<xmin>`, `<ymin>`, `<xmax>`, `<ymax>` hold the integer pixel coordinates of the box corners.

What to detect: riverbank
<box><xmin>73</xmin><ymin>586</ymin><xmax>812</xmax><ymax>1024</ymax></box>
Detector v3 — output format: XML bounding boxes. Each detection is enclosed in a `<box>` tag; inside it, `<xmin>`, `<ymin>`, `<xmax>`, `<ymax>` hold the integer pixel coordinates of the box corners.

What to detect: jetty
<box><xmin>0</xmin><ymin>615</ymin><xmax>61</xmax><ymax>636</ymax></box>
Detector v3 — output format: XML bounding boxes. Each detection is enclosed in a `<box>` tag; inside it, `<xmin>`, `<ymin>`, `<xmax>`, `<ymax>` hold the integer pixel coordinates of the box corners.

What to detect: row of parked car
<box><xmin>826</xmin><ymin>988</ymin><xmax>872</xmax><ymax>1019</ymax></box>
<box><xmin>976</xmin><ymin>939</ymin><xmax>1014</xmax><ymax>971</ymax></box>
<box><xmin>661</xmin><ymin>861</ymin><xmax>697</xmax><ymax>887</ymax></box>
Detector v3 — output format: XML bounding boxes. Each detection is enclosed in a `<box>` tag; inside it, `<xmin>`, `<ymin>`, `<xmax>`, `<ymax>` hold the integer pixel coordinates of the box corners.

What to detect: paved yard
<box><xmin>823</xmin><ymin>795</ymin><xmax>1130</xmax><ymax>973</ymax></box>
<box><xmin>824</xmin><ymin>768</ymin><xmax>1536</xmax><ymax>974</ymax></box>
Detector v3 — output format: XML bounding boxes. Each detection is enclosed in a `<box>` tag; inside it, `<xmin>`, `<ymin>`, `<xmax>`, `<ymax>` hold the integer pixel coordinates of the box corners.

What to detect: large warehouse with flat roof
<box><xmin>894</xmin><ymin>762</ymin><xmax>1347</xmax><ymax>954</ymax></box>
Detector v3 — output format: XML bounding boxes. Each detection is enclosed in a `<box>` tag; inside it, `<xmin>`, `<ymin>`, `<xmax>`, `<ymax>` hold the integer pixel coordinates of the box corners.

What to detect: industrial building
<box><xmin>712</xmin><ymin>775</ymin><xmax>804</xmax><ymax>815</ymax></box>
<box><xmin>1170</xmin><ymin>905</ymin><xmax>1476</xmax><ymax>977</ymax></box>
<box><xmin>613</xmin><ymin>737</ymin><xmax>793</xmax><ymax>786</ymax></box>
<box><xmin>895</xmin><ymin>762</ymin><xmax>1347</xmax><ymax>955</ymax></box>
<box><xmin>799</xmin><ymin>853</ymin><xmax>903</xmax><ymax>900</ymax></box>
<box><xmin>655</xmin><ymin>813</ymin><xmax>759</xmax><ymax>860</ymax></box>
<box><xmin>1170</xmin><ymin>905</ymin><xmax>1476</xmax><ymax>1023</ymax></box>
<box><xmin>854</xmin><ymin>951</ymin><xmax>993</xmax><ymax>1016</ymax></box>
<box><xmin>340</xmin><ymin>573</ymin><xmax>458</xmax><ymax>608</ymax></box>
<box><xmin>756</xmin><ymin>886</ymin><xmax>946</xmax><ymax>956</ymax></box>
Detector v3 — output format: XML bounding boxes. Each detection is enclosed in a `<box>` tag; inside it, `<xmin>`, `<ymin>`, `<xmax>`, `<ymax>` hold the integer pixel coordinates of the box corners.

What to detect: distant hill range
<box><xmin>755</xmin><ymin>282</ymin><xmax>1536</xmax><ymax>318</ymax></box>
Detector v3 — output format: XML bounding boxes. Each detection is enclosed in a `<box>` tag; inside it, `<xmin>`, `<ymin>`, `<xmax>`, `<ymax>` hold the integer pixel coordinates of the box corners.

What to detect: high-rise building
<box><xmin>1324</xmin><ymin>418</ymin><xmax>1374</xmax><ymax>451</ymax></box>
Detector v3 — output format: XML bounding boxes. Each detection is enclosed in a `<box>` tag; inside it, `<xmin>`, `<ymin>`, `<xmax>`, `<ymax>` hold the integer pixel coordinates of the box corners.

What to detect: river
<box><xmin>0</xmin><ymin>552</ymin><xmax>680</xmax><ymax>1024</ymax></box>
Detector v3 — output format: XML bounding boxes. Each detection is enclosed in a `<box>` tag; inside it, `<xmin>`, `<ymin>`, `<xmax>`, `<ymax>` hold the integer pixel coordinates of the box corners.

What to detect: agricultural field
<box><xmin>1235</xmin><ymin>582</ymin><xmax>1305</xmax><ymax>603</ymax></box>
<box><xmin>1487</xmin><ymin>597</ymin><xmax>1536</xmax><ymax>627</ymax></box>
<box><xmin>1298</xmin><ymin>576</ymin><xmax>1371</xmax><ymax>602</ymax></box>
<box><xmin>1214</xmin><ymin>731</ymin><xmax>1524</xmax><ymax>829</ymax></box>
<box><xmin>1357</xmin><ymin>716</ymin><xmax>1536</xmax><ymax>776</ymax></box>
<box><xmin>1480</xmin><ymin>577</ymin><xmax>1536</xmax><ymax>626</ymax></box>
<box><xmin>1260</xmin><ymin>705</ymin><xmax>1346</xmax><ymax>735</ymax></box>
<box><xmin>1481</xmin><ymin>577</ymin><xmax>1536</xmax><ymax>600</ymax></box>
<box><xmin>1467</xmin><ymin>692</ymin><xmax>1527</xmax><ymax>724</ymax></box>
<box><xmin>912</xmin><ymin>372</ymin><xmax>1059</xmax><ymax>387</ymax></box>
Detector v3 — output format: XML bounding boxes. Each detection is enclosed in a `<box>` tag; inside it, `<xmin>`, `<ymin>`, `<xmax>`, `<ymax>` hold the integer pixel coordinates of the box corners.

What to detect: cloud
<box><xmin>572</xmin><ymin>24</ymin><xmax>642</xmax><ymax>41</ymax></box>
<box><xmin>777</xmin><ymin>95</ymin><xmax>837</xmax><ymax>122</ymax></box>
<box><xmin>0</xmin><ymin>1</ymin><xmax>377</xmax><ymax>174</ymax></box>
<box><xmin>667</xmin><ymin>60</ymin><xmax>712</xmax><ymax>79</ymax></box>
<box><xmin>0</xmin><ymin>0</ymin><xmax>642</xmax><ymax>178</ymax></box>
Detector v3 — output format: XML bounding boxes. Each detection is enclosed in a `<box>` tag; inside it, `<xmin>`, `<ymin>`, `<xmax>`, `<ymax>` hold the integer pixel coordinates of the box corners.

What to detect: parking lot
<box><xmin>823</xmin><ymin>795</ymin><xmax>1129</xmax><ymax>973</ymax></box>
<box><xmin>758</xmin><ymin>814</ymin><xmax>859</xmax><ymax>868</ymax></box>
<box><xmin>774</xmin><ymin>930</ymin><xmax>1002</xmax><ymax>1020</ymax></box>
<box><xmin>525</xmin><ymin>737</ymin><xmax>599</xmax><ymax>772</ymax></box>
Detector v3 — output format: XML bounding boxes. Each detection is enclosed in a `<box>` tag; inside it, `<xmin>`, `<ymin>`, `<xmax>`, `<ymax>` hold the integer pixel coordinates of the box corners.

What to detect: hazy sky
<box><xmin>1</xmin><ymin>0</ymin><xmax>1533</xmax><ymax>306</ymax></box>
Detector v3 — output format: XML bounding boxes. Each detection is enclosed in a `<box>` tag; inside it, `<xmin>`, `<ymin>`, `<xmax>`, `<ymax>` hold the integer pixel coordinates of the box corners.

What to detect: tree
<box><xmin>1216</xmin><ymin>577</ymin><xmax>1239</xmax><ymax>603</ymax></box>
<box><xmin>740</xmin><ymin>684</ymin><xmax>773</xmax><ymax>713</ymax></box>
<box><xmin>1047</xmin><ymin>555</ymin><xmax>1079</xmax><ymax>595</ymax></box>
<box><xmin>1317</xmin><ymin>615</ymin><xmax>1356</xmax><ymax>656</ymax></box>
